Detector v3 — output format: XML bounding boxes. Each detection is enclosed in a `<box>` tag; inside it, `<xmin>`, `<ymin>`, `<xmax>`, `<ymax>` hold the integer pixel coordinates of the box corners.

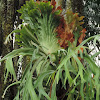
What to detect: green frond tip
<box><xmin>4</xmin><ymin>57</ymin><xmax>17</xmax><ymax>83</ymax></box>
<box><xmin>2</xmin><ymin>81</ymin><xmax>20</xmax><ymax>98</ymax></box>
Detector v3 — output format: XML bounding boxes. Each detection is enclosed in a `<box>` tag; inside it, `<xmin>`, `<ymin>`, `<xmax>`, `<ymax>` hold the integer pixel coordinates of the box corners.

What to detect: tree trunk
<box><xmin>0</xmin><ymin>0</ymin><xmax>15</xmax><ymax>99</ymax></box>
<box><xmin>71</xmin><ymin>0</ymin><xmax>84</xmax><ymax>15</ymax></box>
<box><xmin>0</xmin><ymin>0</ymin><xmax>30</xmax><ymax>99</ymax></box>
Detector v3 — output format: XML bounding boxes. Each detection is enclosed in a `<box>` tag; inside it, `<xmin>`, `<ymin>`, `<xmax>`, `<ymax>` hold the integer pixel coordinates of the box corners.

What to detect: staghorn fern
<box><xmin>0</xmin><ymin>0</ymin><xmax>100</xmax><ymax>100</ymax></box>
<box><xmin>17</xmin><ymin>0</ymin><xmax>61</xmax><ymax>54</ymax></box>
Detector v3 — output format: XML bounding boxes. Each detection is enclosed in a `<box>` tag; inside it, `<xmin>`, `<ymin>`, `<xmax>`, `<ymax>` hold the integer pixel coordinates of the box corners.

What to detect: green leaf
<box><xmin>83</xmin><ymin>54</ymin><xmax>99</xmax><ymax>74</ymax></box>
<box><xmin>71</xmin><ymin>49</ymin><xmax>85</xmax><ymax>83</ymax></box>
<box><xmin>4</xmin><ymin>57</ymin><xmax>17</xmax><ymax>83</ymax></box>
<box><xmin>4</xmin><ymin>29</ymin><xmax>21</xmax><ymax>44</ymax></box>
<box><xmin>80</xmin><ymin>34</ymin><xmax>100</xmax><ymax>46</ymax></box>
<box><xmin>83</xmin><ymin>54</ymin><xmax>100</xmax><ymax>100</ymax></box>
<box><xmin>27</xmin><ymin>74</ymin><xmax>39</xmax><ymax>100</ymax></box>
<box><xmin>21</xmin><ymin>70</ymin><xmax>39</xmax><ymax>100</ymax></box>
<box><xmin>80</xmin><ymin>82</ymin><xmax>84</xmax><ymax>99</ymax></box>
<box><xmin>34</xmin><ymin>70</ymin><xmax>54</xmax><ymax>100</ymax></box>
<box><xmin>91</xmin><ymin>51</ymin><xmax>100</xmax><ymax>59</ymax></box>
<box><xmin>51</xmin><ymin>82</ymin><xmax>57</xmax><ymax>100</ymax></box>
<box><xmin>0</xmin><ymin>48</ymin><xmax>33</xmax><ymax>62</ymax></box>
<box><xmin>64</xmin><ymin>63</ymin><xmax>73</xmax><ymax>86</ymax></box>
<box><xmin>2</xmin><ymin>81</ymin><xmax>20</xmax><ymax>98</ymax></box>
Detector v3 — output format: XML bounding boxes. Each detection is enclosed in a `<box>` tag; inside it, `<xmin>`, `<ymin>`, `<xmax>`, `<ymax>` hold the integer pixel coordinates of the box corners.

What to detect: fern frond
<box><xmin>17</xmin><ymin>1</ymin><xmax>62</xmax><ymax>54</ymax></box>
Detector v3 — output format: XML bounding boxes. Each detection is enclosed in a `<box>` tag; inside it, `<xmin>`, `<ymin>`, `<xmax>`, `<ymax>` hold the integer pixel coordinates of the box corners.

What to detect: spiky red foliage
<box><xmin>78</xmin><ymin>28</ymin><xmax>86</xmax><ymax>44</ymax></box>
<box><xmin>56</xmin><ymin>10</ymin><xmax>86</xmax><ymax>49</ymax></box>
<box><xmin>56</xmin><ymin>16</ymin><xmax>74</xmax><ymax>49</ymax></box>
<box><xmin>78</xmin><ymin>28</ymin><xmax>86</xmax><ymax>55</ymax></box>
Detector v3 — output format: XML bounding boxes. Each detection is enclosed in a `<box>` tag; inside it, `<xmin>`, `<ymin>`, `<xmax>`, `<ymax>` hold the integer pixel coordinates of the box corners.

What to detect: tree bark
<box><xmin>0</xmin><ymin>0</ymin><xmax>30</xmax><ymax>99</ymax></box>
<box><xmin>71</xmin><ymin>0</ymin><xmax>84</xmax><ymax>15</ymax></box>
<box><xmin>0</xmin><ymin>0</ymin><xmax>7</xmax><ymax>99</ymax></box>
<box><xmin>0</xmin><ymin>0</ymin><xmax>15</xmax><ymax>99</ymax></box>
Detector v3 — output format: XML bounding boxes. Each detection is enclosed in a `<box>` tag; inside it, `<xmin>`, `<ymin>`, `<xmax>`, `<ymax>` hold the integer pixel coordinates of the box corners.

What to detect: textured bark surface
<box><xmin>0</xmin><ymin>16</ymin><xmax>3</xmax><ymax>56</ymax></box>
<box><xmin>0</xmin><ymin>0</ymin><xmax>15</xmax><ymax>99</ymax></box>
<box><xmin>0</xmin><ymin>0</ymin><xmax>30</xmax><ymax>99</ymax></box>
<box><xmin>71</xmin><ymin>0</ymin><xmax>84</xmax><ymax>15</ymax></box>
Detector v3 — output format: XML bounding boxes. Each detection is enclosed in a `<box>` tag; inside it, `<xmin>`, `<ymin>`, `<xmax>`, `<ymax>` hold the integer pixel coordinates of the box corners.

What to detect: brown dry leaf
<box><xmin>78</xmin><ymin>47</ymin><xmax>84</xmax><ymax>54</ymax></box>
<box><xmin>78</xmin><ymin>28</ymin><xmax>86</xmax><ymax>44</ymax></box>
<box><xmin>78</xmin><ymin>57</ymin><xmax>81</xmax><ymax>60</ymax></box>
<box><xmin>56</xmin><ymin>17</ymin><xmax>74</xmax><ymax>48</ymax></box>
